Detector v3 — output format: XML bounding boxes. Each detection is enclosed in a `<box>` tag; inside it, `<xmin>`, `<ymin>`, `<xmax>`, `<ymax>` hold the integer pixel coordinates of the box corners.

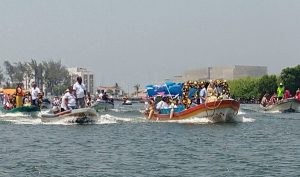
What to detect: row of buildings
<box><xmin>171</xmin><ymin>65</ymin><xmax>268</xmax><ymax>82</ymax></box>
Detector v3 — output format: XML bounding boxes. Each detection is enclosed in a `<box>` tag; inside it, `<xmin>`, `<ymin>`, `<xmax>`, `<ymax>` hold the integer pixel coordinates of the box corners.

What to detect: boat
<box><xmin>91</xmin><ymin>100</ymin><xmax>114</xmax><ymax>112</ymax></box>
<box><xmin>261</xmin><ymin>98</ymin><xmax>300</xmax><ymax>112</ymax></box>
<box><xmin>122</xmin><ymin>100</ymin><xmax>132</xmax><ymax>105</ymax></box>
<box><xmin>145</xmin><ymin>99</ymin><xmax>240</xmax><ymax>122</ymax></box>
<box><xmin>144</xmin><ymin>80</ymin><xmax>240</xmax><ymax>123</ymax></box>
<box><xmin>41</xmin><ymin>108</ymin><xmax>98</xmax><ymax>124</ymax></box>
<box><xmin>0</xmin><ymin>105</ymin><xmax>40</xmax><ymax>115</ymax></box>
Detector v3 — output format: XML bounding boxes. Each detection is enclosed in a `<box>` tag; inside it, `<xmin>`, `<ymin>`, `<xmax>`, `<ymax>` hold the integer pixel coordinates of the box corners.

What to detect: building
<box><xmin>174</xmin><ymin>65</ymin><xmax>267</xmax><ymax>82</ymax></box>
<box><xmin>67</xmin><ymin>67</ymin><xmax>94</xmax><ymax>94</ymax></box>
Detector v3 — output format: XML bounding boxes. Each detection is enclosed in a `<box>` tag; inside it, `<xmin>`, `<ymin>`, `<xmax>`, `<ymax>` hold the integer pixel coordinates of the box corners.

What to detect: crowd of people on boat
<box><xmin>145</xmin><ymin>80</ymin><xmax>231</xmax><ymax>118</ymax></box>
<box><xmin>0</xmin><ymin>82</ymin><xmax>44</xmax><ymax>110</ymax></box>
<box><xmin>0</xmin><ymin>75</ymin><xmax>118</xmax><ymax>114</ymax></box>
<box><xmin>51</xmin><ymin>77</ymin><xmax>115</xmax><ymax>114</ymax></box>
<box><xmin>260</xmin><ymin>83</ymin><xmax>300</xmax><ymax>107</ymax></box>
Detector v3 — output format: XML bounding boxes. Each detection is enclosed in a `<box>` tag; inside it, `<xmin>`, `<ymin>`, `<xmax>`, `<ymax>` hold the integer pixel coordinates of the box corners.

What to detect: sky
<box><xmin>0</xmin><ymin>0</ymin><xmax>300</xmax><ymax>91</ymax></box>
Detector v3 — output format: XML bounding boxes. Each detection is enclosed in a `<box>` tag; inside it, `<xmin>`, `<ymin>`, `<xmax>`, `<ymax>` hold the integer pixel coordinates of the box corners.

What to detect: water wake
<box><xmin>235</xmin><ymin>116</ymin><xmax>256</xmax><ymax>123</ymax></box>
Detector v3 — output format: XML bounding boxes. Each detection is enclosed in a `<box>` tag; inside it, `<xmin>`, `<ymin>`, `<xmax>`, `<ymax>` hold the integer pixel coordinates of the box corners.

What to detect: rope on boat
<box><xmin>204</xmin><ymin>99</ymin><xmax>223</xmax><ymax>117</ymax></box>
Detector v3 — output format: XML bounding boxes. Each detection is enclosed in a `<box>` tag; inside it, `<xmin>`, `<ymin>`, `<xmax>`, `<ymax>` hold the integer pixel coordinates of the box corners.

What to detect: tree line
<box><xmin>228</xmin><ymin>65</ymin><xmax>300</xmax><ymax>102</ymax></box>
<box><xmin>0</xmin><ymin>59</ymin><xmax>71</xmax><ymax>96</ymax></box>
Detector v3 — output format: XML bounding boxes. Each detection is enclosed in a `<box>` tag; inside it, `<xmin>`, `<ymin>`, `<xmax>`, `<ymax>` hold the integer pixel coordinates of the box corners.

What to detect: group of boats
<box><xmin>1</xmin><ymin>79</ymin><xmax>299</xmax><ymax>124</ymax></box>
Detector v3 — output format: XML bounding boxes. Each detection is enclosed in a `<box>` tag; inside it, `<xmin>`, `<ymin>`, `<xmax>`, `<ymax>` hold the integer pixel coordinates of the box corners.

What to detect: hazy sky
<box><xmin>1</xmin><ymin>0</ymin><xmax>300</xmax><ymax>90</ymax></box>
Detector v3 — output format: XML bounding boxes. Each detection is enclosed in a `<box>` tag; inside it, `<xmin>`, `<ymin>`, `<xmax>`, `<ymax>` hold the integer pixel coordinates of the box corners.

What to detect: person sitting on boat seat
<box><xmin>61</xmin><ymin>87</ymin><xmax>77</xmax><ymax>111</ymax></box>
<box><xmin>268</xmin><ymin>93</ymin><xmax>277</xmax><ymax>105</ymax></box>
<box><xmin>283</xmin><ymin>87</ymin><xmax>291</xmax><ymax>99</ymax></box>
<box><xmin>86</xmin><ymin>92</ymin><xmax>92</xmax><ymax>107</ymax></box>
<box><xmin>51</xmin><ymin>96</ymin><xmax>61</xmax><ymax>113</ymax></box>
<box><xmin>52</xmin><ymin>106</ymin><xmax>60</xmax><ymax>114</ymax></box>
<box><xmin>260</xmin><ymin>93</ymin><xmax>269</xmax><ymax>107</ymax></box>
<box><xmin>4</xmin><ymin>94</ymin><xmax>13</xmax><ymax>110</ymax></box>
<box><xmin>98</xmin><ymin>90</ymin><xmax>104</xmax><ymax>100</ymax></box>
<box><xmin>205</xmin><ymin>81</ymin><xmax>218</xmax><ymax>103</ymax></box>
<box><xmin>23</xmin><ymin>98</ymin><xmax>31</xmax><ymax>107</ymax></box>
<box><xmin>156</xmin><ymin>96</ymin><xmax>169</xmax><ymax>112</ymax></box>
<box><xmin>295</xmin><ymin>88</ymin><xmax>300</xmax><ymax>101</ymax></box>
<box><xmin>102</xmin><ymin>92</ymin><xmax>109</xmax><ymax>101</ymax></box>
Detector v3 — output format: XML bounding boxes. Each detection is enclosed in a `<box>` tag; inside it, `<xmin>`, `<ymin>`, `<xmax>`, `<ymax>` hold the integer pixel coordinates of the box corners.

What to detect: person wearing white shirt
<box><xmin>30</xmin><ymin>83</ymin><xmax>40</xmax><ymax>106</ymax></box>
<box><xmin>61</xmin><ymin>87</ymin><xmax>77</xmax><ymax>111</ymax></box>
<box><xmin>73</xmin><ymin>76</ymin><xmax>86</xmax><ymax>108</ymax></box>
<box><xmin>199</xmin><ymin>85</ymin><xmax>207</xmax><ymax>104</ymax></box>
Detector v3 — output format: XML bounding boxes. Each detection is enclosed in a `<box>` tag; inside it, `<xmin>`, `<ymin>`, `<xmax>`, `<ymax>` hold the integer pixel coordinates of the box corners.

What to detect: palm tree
<box><xmin>114</xmin><ymin>83</ymin><xmax>120</xmax><ymax>97</ymax></box>
<box><xmin>28</xmin><ymin>59</ymin><xmax>38</xmax><ymax>84</ymax></box>
<box><xmin>14</xmin><ymin>62</ymin><xmax>26</xmax><ymax>84</ymax></box>
<box><xmin>24</xmin><ymin>62</ymin><xmax>33</xmax><ymax>89</ymax></box>
<box><xmin>133</xmin><ymin>84</ymin><xmax>140</xmax><ymax>97</ymax></box>
<box><xmin>0</xmin><ymin>66</ymin><xmax>4</xmax><ymax>87</ymax></box>
<box><xmin>4</xmin><ymin>60</ymin><xmax>15</xmax><ymax>84</ymax></box>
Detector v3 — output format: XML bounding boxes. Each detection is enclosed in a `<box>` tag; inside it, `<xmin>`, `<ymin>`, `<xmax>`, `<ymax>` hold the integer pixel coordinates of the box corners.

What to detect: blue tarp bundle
<box><xmin>146</xmin><ymin>82</ymin><xmax>183</xmax><ymax>97</ymax></box>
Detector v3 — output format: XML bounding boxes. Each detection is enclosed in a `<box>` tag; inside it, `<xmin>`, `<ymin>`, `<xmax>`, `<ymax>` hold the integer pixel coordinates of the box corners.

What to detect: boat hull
<box><xmin>91</xmin><ymin>101</ymin><xmax>114</xmax><ymax>112</ymax></box>
<box><xmin>145</xmin><ymin>99</ymin><xmax>240</xmax><ymax>123</ymax></box>
<box><xmin>41</xmin><ymin>108</ymin><xmax>98</xmax><ymax>124</ymax></box>
<box><xmin>262</xmin><ymin>98</ymin><xmax>300</xmax><ymax>112</ymax></box>
<box><xmin>0</xmin><ymin>106</ymin><xmax>40</xmax><ymax>115</ymax></box>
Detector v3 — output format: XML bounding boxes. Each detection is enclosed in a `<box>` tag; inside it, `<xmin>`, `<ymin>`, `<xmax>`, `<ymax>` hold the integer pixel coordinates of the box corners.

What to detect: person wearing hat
<box><xmin>60</xmin><ymin>86</ymin><xmax>77</xmax><ymax>112</ymax></box>
<box><xmin>277</xmin><ymin>83</ymin><xmax>284</xmax><ymax>100</ymax></box>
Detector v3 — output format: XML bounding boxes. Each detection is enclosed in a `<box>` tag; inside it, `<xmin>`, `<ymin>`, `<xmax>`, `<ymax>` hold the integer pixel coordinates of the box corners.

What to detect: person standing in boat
<box><xmin>206</xmin><ymin>81</ymin><xmax>218</xmax><ymax>103</ymax></box>
<box><xmin>277</xmin><ymin>83</ymin><xmax>284</xmax><ymax>100</ymax></box>
<box><xmin>30</xmin><ymin>83</ymin><xmax>40</xmax><ymax>107</ymax></box>
<box><xmin>15</xmin><ymin>84</ymin><xmax>24</xmax><ymax>108</ymax></box>
<box><xmin>73</xmin><ymin>76</ymin><xmax>86</xmax><ymax>108</ymax></box>
<box><xmin>199</xmin><ymin>84</ymin><xmax>207</xmax><ymax>104</ymax></box>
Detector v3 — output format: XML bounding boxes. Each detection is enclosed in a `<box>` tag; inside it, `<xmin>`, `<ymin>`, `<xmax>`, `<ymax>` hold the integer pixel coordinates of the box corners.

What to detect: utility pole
<box><xmin>208</xmin><ymin>67</ymin><xmax>212</xmax><ymax>80</ymax></box>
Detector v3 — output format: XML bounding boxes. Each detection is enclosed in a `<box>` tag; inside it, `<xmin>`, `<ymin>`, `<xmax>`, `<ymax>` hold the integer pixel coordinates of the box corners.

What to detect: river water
<box><xmin>0</xmin><ymin>103</ymin><xmax>299</xmax><ymax>177</ymax></box>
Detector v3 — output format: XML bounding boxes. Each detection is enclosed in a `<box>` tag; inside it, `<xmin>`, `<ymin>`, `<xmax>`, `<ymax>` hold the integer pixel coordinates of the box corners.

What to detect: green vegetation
<box><xmin>228</xmin><ymin>65</ymin><xmax>300</xmax><ymax>101</ymax></box>
<box><xmin>228</xmin><ymin>77</ymin><xmax>260</xmax><ymax>100</ymax></box>
<box><xmin>1</xmin><ymin>59</ymin><xmax>70</xmax><ymax>96</ymax></box>
<box><xmin>280</xmin><ymin>65</ymin><xmax>300</xmax><ymax>94</ymax></box>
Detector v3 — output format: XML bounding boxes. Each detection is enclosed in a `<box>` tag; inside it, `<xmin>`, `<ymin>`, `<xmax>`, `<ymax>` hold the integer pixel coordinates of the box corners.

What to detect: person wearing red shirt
<box><xmin>284</xmin><ymin>88</ymin><xmax>291</xmax><ymax>99</ymax></box>
<box><xmin>295</xmin><ymin>88</ymin><xmax>300</xmax><ymax>101</ymax></box>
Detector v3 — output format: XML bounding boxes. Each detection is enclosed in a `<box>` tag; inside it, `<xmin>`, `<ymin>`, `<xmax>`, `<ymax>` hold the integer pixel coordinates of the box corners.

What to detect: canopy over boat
<box><xmin>145</xmin><ymin>82</ymin><xmax>183</xmax><ymax>97</ymax></box>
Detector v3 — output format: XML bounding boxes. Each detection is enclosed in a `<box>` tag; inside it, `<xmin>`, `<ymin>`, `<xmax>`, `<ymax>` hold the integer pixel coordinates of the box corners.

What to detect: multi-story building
<box><xmin>174</xmin><ymin>65</ymin><xmax>268</xmax><ymax>82</ymax></box>
<box><xmin>67</xmin><ymin>67</ymin><xmax>94</xmax><ymax>94</ymax></box>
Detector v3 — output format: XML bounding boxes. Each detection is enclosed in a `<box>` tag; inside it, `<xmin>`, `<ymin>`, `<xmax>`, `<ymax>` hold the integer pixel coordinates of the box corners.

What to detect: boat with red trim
<box><xmin>145</xmin><ymin>99</ymin><xmax>240</xmax><ymax>122</ymax></box>
<box><xmin>144</xmin><ymin>80</ymin><xmax>240</xmax><ymax>123</ymax></box>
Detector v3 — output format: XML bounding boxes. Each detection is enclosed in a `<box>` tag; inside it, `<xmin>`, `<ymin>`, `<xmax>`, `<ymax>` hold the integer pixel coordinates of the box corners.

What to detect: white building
<box><xmin>67</xmin><ymin>67</ymin><xmax>95</xmax><ymax>94</ymax></box>
<box><xmin>174</xmin><ymin>65</ymin><xmax>268</xmax><ymax>82</ymax></box>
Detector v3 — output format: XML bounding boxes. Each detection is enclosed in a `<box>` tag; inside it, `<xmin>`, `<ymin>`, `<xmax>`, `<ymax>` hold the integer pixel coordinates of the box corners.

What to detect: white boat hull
<box><xmin>262</xmin><ymin>98</ymin><xmax>300</xmax><ymax>113</ymax></box>
<box><xmin>41</xmin><ymin>108</ymin><xmax>98</xmax><ymax>124</ymax></box>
